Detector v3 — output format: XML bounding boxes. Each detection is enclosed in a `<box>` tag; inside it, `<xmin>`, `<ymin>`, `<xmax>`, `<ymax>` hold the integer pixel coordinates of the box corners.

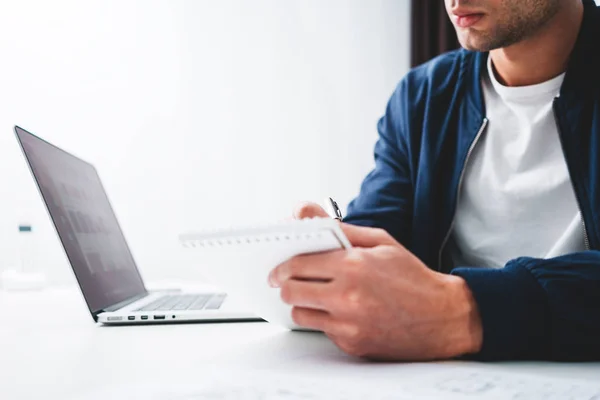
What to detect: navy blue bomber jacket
<box><xmin>344</xmin><ymin>0</ymin><xmax>600</xmax><ymax>361</ymax></box>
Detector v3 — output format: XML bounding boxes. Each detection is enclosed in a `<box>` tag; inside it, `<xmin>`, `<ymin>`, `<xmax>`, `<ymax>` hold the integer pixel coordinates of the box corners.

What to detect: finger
<box><xmin>291</xmin><ymin>307</ymin><xmax>334</xmax><ymax>331</ymax></box>
<box><xmin>291</xmin><ymin>309</ymin><xmax>360</xmax><ymax>340</ymax></box>
<box><xmin>269</xmin><ymin>250</ymin><xmax>346</xmax><ymax>287</ymax></box>
<box><xmin>280</xmin><ymin>279</ymin><xmax>333</xmax><ymax>310</ymax></box>
<box><xmin>293</xmin><ymin>202</ymin><xmax>328</xmax><ymax>219</ymax></box>
<box><xmin>339</xmin><ymin>223</ymin><xmax>400</xmax><ymax>248</ymax></box>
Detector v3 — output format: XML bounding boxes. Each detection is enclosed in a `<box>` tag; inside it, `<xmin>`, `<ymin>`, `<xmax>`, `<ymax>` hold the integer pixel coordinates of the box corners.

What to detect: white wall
<box><xmin>0</xmin><ymin>0</ymin><xmax>410</xmax><ymax>286</ymax></box>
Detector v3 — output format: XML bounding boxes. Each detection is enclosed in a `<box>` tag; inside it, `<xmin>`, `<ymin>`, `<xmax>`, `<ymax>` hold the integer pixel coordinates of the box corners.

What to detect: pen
<box><xmin>325</xmin><ymin>197</ymin><xmax>343</xmax><ymax>221</ymax></box>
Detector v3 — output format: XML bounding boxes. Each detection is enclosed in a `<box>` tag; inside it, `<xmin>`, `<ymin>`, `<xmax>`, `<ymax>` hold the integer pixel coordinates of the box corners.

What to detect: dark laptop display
<box><xmin>15</xmin><ymin>126</ymin><xmax>146</xmax><ymax>314</ymax></box>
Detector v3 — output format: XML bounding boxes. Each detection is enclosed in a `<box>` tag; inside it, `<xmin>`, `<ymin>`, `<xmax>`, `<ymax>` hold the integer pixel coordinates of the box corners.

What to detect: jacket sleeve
<box><xmin>343</xmin><ymin>81</ymin><xmax>414</xmax><ymax>247</ymax></box>
<box><xmin>451</xmin><ymin>252</ymin><xmax>600</xmax><ymax>361</ymax></box>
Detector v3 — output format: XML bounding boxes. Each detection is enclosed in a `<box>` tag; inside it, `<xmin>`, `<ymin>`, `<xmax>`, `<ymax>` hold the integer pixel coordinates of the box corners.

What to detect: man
<box><xmin>268</xmin><ymin>0</ymin><xmax>600</xmax><ymax>361</ymax></box>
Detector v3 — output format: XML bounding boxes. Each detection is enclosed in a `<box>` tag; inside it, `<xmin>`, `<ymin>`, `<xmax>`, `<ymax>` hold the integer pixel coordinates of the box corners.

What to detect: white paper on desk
<box><xmin>179</xmin><ymin>218</ymin><xmax>351</xmax><ymax>330</ymax></box>
<box><xmin>402</xmin><ymin>367</ymin><xmax>600</xmax><ymax>399</ymax></box>
<box><xmin>71</xmin><ymin>366</ymin><xmax>600</xmax><ymax>400</ymax></box>
<box><xmin>70</xmin><ymin>372</ymin><xmax>417</xmax><ymax>400</ymax></box>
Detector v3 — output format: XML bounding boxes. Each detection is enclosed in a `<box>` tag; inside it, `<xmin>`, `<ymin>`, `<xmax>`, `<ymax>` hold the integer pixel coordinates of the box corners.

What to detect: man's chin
<box><xmin>457</xmin><ymin>35</ymin><xmax>496</xmax><ymax>53</ymax></box>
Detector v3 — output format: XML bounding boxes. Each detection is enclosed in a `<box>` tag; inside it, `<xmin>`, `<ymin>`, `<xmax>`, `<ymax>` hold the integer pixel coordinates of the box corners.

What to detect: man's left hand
<box><xmin>268</xmin><ymin>224</ymin><xmax>483</xmax><ymax>361</ymax></box>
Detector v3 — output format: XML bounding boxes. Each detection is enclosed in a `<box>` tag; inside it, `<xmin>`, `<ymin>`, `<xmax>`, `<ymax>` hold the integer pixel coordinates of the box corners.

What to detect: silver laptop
<box><xmin>15</xmin><ymin>126</ymin><xmax>261</xmax><ymax>325</ymax></box>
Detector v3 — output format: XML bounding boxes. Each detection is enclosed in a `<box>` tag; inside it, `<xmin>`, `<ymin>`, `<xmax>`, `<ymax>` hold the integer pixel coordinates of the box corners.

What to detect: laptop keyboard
<box><xmin>135</xmin><ymin>294</ymin><xmax>226</xmax><ymax>312</ymax></box>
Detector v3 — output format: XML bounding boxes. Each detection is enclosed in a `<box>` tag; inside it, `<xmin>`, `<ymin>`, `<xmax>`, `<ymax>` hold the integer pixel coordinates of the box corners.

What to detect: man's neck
<box><xmin>490</xmin><ymin>2</ymin><xmax>584</xmax><ymax>87</ymax></box>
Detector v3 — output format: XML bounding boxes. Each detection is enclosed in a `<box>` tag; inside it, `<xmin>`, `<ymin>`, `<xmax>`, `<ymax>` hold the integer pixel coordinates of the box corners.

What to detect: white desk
<box><xmin>1</xmin><ymin>287</ymin><xmax>599</xmax><ymax>399</ymax></box>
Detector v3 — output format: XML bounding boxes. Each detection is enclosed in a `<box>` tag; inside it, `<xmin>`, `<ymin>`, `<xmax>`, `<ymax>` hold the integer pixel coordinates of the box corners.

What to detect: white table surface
<box><xmin>1</xmin><ymin>286</ymin><xmax>599</xmax><ymax>399</ymax></box>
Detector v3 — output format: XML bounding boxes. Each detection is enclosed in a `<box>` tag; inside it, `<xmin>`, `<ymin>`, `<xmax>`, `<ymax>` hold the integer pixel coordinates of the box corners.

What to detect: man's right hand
<box><xmin>293</xmin><ymin>202</ymin><xmax>329</xmax><ymax>219</ymax></box>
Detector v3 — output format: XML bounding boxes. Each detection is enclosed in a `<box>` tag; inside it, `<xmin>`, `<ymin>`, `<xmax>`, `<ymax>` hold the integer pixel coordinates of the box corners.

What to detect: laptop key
<box><xmin>204</xmin><ymin>294</ymin><xmax>226</xmax><ymax>310</ymax></box>
<box><xmin>171</xmin><ymin>298</ymin><xmax>196</xmax><ymax>310</ymax></box>
<box><xmin>156</xmin><ymin>296</ymin><xmax>181</xmax><ymax>310</ymax></box>
<box><xmin>135</xmin><ymin>295</ymin><xmax>173</xmax><ymax>311</ymax></box>
<box><xmin>186</xmin><ymin>295</ymin><xmax>211</xmax><ymax>310</ymax></box>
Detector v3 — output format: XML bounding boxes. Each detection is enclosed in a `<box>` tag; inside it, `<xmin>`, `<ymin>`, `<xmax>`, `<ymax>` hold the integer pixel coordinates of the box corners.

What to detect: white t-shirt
<box><xmin>450</xmin><ymin>55</ymin><xmax>586</xmax><ymax>269</ymax></box>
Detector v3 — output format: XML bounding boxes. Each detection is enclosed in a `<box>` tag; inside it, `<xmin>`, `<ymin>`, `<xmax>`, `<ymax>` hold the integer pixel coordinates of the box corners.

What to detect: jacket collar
<box><xmin>560</xmin><ymin>0</ymin><xmax>598</xmax><ymax>108</ymax></box>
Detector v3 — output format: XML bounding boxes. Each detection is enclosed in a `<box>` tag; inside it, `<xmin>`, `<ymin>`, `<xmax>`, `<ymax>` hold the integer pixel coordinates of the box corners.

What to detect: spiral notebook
<box><xmin>179</xmin><ymin>218</ymin><xmax>351</xmax><ymax>330</ymax></box>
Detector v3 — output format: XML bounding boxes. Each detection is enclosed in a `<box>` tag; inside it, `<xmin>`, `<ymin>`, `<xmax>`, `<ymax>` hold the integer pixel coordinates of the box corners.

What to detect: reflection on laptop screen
<box><xmin>15</xmin><ymin>127</ymin><xmax>146</xmax><ymax>313</ymax></box>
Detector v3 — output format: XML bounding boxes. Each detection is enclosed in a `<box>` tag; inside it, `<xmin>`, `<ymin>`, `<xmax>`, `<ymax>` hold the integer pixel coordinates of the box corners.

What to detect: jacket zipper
<box><xmin>438</xmin><ymin>118</ymin><xmax>489</xmax><ymax>271</ymax></box>
<box><xmin>552</xmin><ymin>98</ymin><xmax>590</xmax><ymax>250</ymax></box>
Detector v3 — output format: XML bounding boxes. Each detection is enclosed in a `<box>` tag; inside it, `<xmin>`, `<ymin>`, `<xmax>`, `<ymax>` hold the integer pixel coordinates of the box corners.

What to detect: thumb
<box><xmin>339</xmin><ymin>223</ymin><xmax>401</xmax><ymax>248</ymax></box>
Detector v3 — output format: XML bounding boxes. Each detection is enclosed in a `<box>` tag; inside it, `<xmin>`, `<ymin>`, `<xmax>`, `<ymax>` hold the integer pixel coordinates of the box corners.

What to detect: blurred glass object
<box><xmin>0</xmin><ymin>223</ymin><xmax>47</xmax><ymax>291</ymax></box>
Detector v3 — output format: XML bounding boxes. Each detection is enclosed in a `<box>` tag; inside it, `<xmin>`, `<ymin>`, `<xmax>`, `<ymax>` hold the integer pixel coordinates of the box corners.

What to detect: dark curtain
<box><xmin>411</xmin><ymin>0</ymin><xmax>460</xmax><ymax>67</ymax></box>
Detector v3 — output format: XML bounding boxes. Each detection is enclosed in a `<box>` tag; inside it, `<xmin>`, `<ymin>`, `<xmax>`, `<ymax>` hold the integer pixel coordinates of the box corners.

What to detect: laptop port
<box><xmin>154</xmin><ymin>315</ymin><xmax>166</xmax><ymax>320</ymax></box>
<box><xmin>141</xmin><ymin>315</ymin><xmax>149</xmax><ymax>320</ymax></box>
<box><xmin>128</xmin><ymin>316</ymin><xmax>135</xmax><ymax>321</ymax></box>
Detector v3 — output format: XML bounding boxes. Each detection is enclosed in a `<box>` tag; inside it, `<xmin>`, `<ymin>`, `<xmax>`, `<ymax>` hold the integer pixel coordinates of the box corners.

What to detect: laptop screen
<box><xmin>15</xmin><ymin>126</ymin><xmax>146</xmax><ymax>314</ymax></box>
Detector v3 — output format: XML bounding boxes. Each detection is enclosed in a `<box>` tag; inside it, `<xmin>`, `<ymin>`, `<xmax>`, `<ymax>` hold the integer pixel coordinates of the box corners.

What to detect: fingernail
<box><xmin>268</xmin><ymin>271</ymin><xmax>279</xmax><ymax>288</ymax></box>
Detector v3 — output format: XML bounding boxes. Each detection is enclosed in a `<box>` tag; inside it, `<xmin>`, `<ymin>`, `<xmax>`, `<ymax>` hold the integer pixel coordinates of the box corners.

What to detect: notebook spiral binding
<box><xmin>182</xmin><ymin>232</ymin><xmax>325</xmax><ymax>248</ymax></box>
<box><xmin>179</xmin><ymin>217</ymin><xmax>339</xmax><ymax>249</ymax></box>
